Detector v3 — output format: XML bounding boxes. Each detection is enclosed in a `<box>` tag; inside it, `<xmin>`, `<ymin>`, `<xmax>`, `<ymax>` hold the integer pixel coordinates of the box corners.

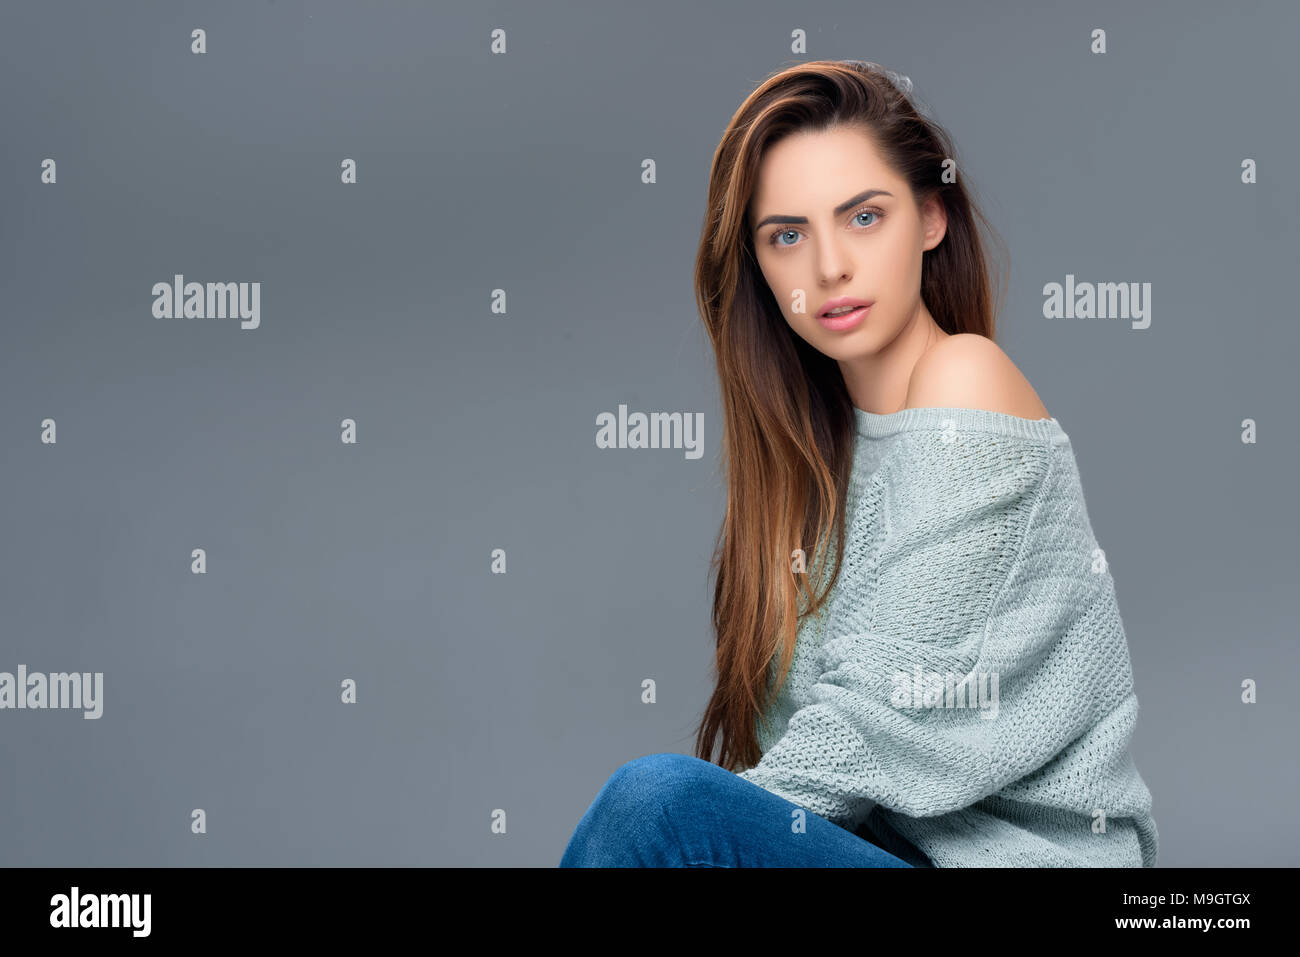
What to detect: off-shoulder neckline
<box><xmin>854</xmin><ymin>405</ymin><xmax>1068</xmax><ymax>442</ymax></box>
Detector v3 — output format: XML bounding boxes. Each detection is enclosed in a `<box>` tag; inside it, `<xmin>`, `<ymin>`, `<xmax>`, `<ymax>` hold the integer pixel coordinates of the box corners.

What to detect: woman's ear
<box><xmin>920</xmin><ymin>195</ymin><xmax>947</xmax><ymax>252</ymax></box>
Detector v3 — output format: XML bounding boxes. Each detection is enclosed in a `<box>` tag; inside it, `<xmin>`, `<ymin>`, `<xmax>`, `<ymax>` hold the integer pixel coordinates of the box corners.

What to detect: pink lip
<box><xmin>816</xmin><ymin>299</ymin><xmax>873</xmax><ymax>330</ymax></box>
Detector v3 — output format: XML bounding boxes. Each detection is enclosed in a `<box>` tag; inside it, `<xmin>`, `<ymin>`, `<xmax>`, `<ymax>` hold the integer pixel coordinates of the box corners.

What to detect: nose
<box><xmin>815</xmin><ymin>233</ymin><xmax>853</xmax><ymax>285</ymax></box>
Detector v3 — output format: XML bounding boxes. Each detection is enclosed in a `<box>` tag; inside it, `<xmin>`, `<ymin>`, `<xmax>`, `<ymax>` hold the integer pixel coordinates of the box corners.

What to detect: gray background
<box><xmin>1</xmin><ymin>0</ymin><xmax>1296</xmax><ymax>867</ymax></box>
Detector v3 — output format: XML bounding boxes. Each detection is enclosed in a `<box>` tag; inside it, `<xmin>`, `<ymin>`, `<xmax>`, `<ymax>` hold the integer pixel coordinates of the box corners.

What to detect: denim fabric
<box><xmin>560</xmin><ymin>752</ymin><xmax>921</xmax><ymax>868</ymax></box>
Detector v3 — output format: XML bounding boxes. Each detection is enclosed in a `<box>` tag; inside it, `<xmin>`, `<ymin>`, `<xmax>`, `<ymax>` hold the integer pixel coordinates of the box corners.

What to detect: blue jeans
<box><xmin>559</xmin><ymin>752</ymin><xmax>917</xmax><ymax>867</ymax></box>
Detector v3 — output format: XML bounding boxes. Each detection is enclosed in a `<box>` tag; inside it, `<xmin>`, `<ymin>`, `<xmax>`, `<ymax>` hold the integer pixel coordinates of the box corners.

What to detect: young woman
<box><xmin>560</xmin><ymin>60</ymin><xmax>1158</xmax><ymax>868</ymax></box>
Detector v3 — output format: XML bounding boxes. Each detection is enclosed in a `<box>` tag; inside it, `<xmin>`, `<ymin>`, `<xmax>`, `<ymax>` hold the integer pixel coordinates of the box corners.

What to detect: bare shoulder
<box><xmin>904</xmin><ymin>333</ymin><xmax>1050</xmax><ymax>420</ymax></box>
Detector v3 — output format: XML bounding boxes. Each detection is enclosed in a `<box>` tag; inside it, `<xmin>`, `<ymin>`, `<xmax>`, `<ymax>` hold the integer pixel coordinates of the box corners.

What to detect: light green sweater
<box><xmin>736</xmin><ymin>406</ymin><xmax>1158</xmax><ymax>867</ymax></box>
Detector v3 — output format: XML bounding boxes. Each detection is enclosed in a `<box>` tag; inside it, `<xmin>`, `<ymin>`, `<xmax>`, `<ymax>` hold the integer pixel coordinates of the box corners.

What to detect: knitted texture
<box><xmin>735</xmin><ymin>406</ymin><xmax>1158</xmax><ymax>867</ymax></box>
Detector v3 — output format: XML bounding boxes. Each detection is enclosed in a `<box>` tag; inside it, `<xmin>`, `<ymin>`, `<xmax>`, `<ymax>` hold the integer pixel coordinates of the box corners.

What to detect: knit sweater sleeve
<box><xmin>735</xmin><ymin>425</ymin><xmax>1119</xmax><ymax>834</ymax></box>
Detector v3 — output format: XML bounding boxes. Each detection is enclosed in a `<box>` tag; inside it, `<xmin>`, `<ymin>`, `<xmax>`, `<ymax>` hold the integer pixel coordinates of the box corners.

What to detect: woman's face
<box><xmin>749</xmin><ymin>124</ymin><xmax>947</xmax><ymax>361</ymax></box>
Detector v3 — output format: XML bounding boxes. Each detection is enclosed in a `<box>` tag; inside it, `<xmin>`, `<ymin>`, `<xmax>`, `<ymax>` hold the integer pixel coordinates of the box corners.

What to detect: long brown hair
<box><xmin>691</xmin><ymin>59</ymin><xmax>1008</xmax><ymax>771</ymax></box>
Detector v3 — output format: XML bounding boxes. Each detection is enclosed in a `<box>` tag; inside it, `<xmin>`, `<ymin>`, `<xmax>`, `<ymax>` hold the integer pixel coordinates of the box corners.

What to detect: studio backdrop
<box><xmin>1</xmin><ymin>0</ymin><xmax>1296</xmax><ymax>868</ymax></box>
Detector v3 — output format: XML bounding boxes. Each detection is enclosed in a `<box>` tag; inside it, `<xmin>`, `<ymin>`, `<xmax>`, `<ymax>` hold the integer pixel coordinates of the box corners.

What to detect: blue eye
<box><xmin>767</xmin><ymin>207</ymin><xmax>884</xmax><ymax>248</ymax></box>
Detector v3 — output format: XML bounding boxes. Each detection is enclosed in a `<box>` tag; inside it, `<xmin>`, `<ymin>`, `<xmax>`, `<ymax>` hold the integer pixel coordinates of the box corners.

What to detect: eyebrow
<box><xmin>752</xmin><ymin>188</ymin><xmax>894</xmax><ymax>232</ymax></box>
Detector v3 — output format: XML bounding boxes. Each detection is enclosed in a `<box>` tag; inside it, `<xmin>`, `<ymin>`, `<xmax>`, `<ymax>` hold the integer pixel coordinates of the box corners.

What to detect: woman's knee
<box><xmin>614</xmin><ymin>752</ymin><xmax>718</xmax><ymax>785</ymax></box>
<box><xmin>598</xmin><ymin>752</ymin><xmax>718</xmax><ymax>812</ymax></box>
